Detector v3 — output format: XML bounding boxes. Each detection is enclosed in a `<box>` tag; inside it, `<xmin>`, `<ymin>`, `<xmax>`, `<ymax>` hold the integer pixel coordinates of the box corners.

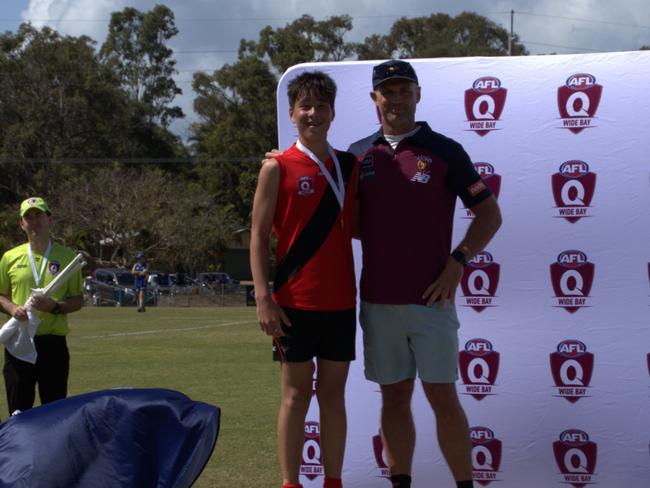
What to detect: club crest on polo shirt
<box><xmin>411</xmin><ymin>155</ymin><xmax>432</xmax><ymax>184</ymax></box>
<box><xmin>48</xmin><ymin>260</ymin><xmax>61</xmax><ymax>275</ymax></box>
<box><xmin>297</xmin><ymin>176</ymin><xmax>315</xmax><ymax>196</ymax></box>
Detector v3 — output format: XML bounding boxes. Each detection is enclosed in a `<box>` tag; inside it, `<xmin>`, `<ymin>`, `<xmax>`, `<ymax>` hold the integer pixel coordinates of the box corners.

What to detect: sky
<box><xmin>1</xmin><ymin>0</ymin><xmax>649</xmax><ymax>139</ymax></box>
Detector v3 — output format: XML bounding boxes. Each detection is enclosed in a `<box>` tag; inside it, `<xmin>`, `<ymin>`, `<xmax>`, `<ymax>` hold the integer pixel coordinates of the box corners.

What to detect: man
<box><xmin>0</xmin><ymin>197</ymin><xmax>84</xmax><ymax>415</ymax></box>
<box><xmin>251</xmin><ymin>71</ymin><xmax>358</xmax><ymax>488</ymax></box>
<box><xmin>131</xmin><ymin>252</ymin><xmax>148</xmax><ymax>312</ymax></box>
<box><xmin>347</xmin><ymin>60</ymin><xmax>502</xmax><ymax>488</ymax></box>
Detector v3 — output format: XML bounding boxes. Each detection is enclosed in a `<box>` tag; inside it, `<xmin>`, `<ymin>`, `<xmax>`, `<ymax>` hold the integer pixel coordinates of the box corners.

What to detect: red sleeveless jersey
<box><xmin>272</xmin><ymin>144</ymin><xmax>357</xmax><ymax>310</ymax></box>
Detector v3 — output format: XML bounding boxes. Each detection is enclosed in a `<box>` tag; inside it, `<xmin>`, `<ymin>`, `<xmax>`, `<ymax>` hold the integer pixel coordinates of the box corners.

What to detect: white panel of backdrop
<box><xmin>275</xmin><ymin>51</ymin><xmax>650</xmax><ymax>488</ymax></box>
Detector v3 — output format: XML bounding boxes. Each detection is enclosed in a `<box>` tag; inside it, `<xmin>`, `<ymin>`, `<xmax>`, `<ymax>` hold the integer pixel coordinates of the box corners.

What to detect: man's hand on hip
<box><xmin>422</xmin><ymin>256</ymin><xmax>464</xmax><ymax>308</ymax></box>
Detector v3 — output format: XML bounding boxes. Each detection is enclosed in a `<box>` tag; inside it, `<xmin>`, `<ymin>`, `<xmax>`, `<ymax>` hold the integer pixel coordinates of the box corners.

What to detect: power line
<box><xmin>1</xmin><ymin>10</ymin><xmax>648</xmax><ymax>28</ymax></box>
<box><xmin>173</xmin><ymin>49</ymin><xmax>237</xmax><ymax>54</ymax></box>
<box><xmin>1</xmin><ymin>11</ymin><xmax>645</xmax><ymax>61</ymax></box>
<box><xmin>1</xmin><ymin>13</ymin><xmax>492</xmax><ymax>23</ymax></box>
<box><xmin>519</xmin><ymin>40</ymin><xmax>602</xmax><ymax>53</ymax></box>
<box><xmin>514</xmin><ymin>11</ymin><xmax>650</xmax><ymax>29</ymax></box>
<box><xmin>0</xmin><ymin>158</ymin><xmax>262</xmax><ymax>164</ymax></box>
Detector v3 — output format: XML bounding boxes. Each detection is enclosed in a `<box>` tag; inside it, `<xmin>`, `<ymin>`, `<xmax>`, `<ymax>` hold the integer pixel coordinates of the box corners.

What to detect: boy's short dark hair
<box><xmin>287</xmin><ymin>71</ymin><xmax>337</xmax><ymax>109</ymax></box>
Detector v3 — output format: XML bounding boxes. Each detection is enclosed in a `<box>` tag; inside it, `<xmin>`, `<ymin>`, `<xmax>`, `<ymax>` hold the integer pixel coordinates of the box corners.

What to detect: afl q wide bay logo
<box><xmin>371</xmin><ymin>430</ymin><xmax>390</xmax><ymax>478</ymax></box>
<box><xmin>297</xmin><ymin>175</ymin><xmax>315</xmax><ymax>197</ymax></box>
<box><xmin>553</xmin><ymin>429</ymin><xmax>597</xmax><ymax>488</ymax></box>
<box><xmin>557</xmin><ymin>73</ymin><xmax>603</xmax><ymax>134</ymax></box>
<box><xmin>464</xmin><ymin>163</ymin><xmax>501</xmax><ymax>218</ymax></box>
<box><xmin>300</xmin><ymin>421</ymin><xmax>323</xmax><ymax>480</ymax></box>
<box><xmin>470</xmin><ymin>426</ymin><xmax>502</xmax><ymax>486</ymax></box>
<box><xmin>464</xmin><ymin>76</ymin><xmax>507</xmax><ymax>136</ymax></box>
<box><xmin>550</xmin><ymin>250</ymin><xmax>594</xmax><ymax>313</ymax></box>
<box><xmin>459</xmin><ymin>339</ymin><xmax>500</xmax><ymax>400</ymax></box>
<box><xmin>550</xmin><ymin>340</ymin><xmax>594</xmax><ymax>403</ymax></box>
<box><xmin>460</xmin><ymin>251</ymin><xmax>500</xmax><ymax>312</ymax></box>
<box><xmin>552</xmin><ymin>161</ymin><xmax>596</xmax><ymax>223</ymax></box>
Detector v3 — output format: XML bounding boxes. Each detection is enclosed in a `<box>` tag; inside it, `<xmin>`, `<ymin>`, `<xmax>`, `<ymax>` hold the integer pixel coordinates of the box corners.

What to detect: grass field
<box><xmin>0</xmin><ymin>306</ymin><xmax>283</xmax><ymax>487</ymax></box>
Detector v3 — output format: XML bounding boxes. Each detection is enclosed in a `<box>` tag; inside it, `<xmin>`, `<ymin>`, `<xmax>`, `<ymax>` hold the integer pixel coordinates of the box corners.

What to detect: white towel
<box><xmin>0</xmin><ymin>304</ymin><xmax>40</xmax><ymax>364</ymax></box>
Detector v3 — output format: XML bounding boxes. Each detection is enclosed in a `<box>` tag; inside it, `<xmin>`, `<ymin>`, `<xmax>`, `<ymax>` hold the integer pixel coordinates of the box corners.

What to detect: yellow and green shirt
<box><xmin>0</xmin><ymin>242</ymin><xmax>83</xmax><ymax>336</ymax></box>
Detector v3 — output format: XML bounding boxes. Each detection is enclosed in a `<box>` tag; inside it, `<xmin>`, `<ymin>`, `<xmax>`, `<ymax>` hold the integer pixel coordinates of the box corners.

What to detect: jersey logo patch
<box><xmin>360</xmin><ymin>155</ymin><xmax>375</xmax><ymax>180</ymax></box>
<box><xmin>411</xmin><ymin>156</ymin><xmax>432</xmax><ymax>184</ymax></box>
<box><xmin>48</xmin><ymin>261</ymin><xmax>61</xmax><ymax>275</ymax></box>
<box><xmin>297</xmin><ymin>176</ymin><xmax>315</xmax><ymax>196</ymax></box>
<box><xmin>468</xmin><ymin>180</ymin><xmax>487</xmax><ymax>197</ymax></box>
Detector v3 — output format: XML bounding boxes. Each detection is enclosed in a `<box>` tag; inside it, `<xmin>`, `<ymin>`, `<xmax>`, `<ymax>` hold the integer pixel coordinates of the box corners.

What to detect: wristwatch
<box><xmin>450</xmin><ymin>249</ymin><xmax>468</xmax><ymax>266</ymax></box>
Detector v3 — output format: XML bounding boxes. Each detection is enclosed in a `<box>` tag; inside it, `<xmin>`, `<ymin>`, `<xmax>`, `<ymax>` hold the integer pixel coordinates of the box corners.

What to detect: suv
<box><xmin>197</xmin><ymin>272</ymin><xmax>232</xmax><ymax>286</ymax></box>
<box><xmin>147</xmin><ymin>271</ymin><xmax>175</xmax><ymax>295</ymax></box>
<box><xmin>85</xmin><ymin>268</ymin><xmax>153</xmax><ymax>306</ymax></box>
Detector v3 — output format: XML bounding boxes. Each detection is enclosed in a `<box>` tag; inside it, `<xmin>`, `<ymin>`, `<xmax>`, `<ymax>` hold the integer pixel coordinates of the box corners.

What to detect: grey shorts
<box><xmin>360</xmin><ymin>301</ymin><xmax>460</xmax><ymax>384</ymax></box>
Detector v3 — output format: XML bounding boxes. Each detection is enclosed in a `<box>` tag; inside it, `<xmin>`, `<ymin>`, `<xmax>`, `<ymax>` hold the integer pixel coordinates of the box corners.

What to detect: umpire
<box><xmin>0</xmin><ymin>197</ymin><xmax>84</xmax><ymax>415</ymax></box>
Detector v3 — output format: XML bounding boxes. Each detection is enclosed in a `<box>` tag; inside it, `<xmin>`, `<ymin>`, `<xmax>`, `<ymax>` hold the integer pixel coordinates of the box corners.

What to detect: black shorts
<box><xmin>272</xmin><ymin>307</ymin><xmax>356</xmax><ymax>362</ymax></box>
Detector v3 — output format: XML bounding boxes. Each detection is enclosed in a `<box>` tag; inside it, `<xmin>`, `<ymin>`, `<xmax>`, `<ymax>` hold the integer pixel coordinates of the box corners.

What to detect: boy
<box><xmin>250</xmin><ymin>71</ymin><xmax>358</xmax><ymax>488</ymax></box>
<box><xmin>131</xmin><ymin>252</ymin><xmax>148</xmax><ymax>312</ymax></box>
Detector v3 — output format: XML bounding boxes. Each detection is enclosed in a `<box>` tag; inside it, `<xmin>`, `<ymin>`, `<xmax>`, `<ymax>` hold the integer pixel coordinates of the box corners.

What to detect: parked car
<box><xmin>197</xmin><ymin>272</ymin><xmax>233</xmax><ymax>285</ymax></box>
<box><xmin>85</xmin><ymin>268</ymin><xmax>154</xmax><ymax>306</ymax></box>
<box><xmin>147</xmin><ymin>271</ymin><xmax>176</xmax><ymax>295</ymax></box>
<box><xmin>181</xmin><ymin>272</ymin><xmax>238</xmax><ymax>295</ymax></box>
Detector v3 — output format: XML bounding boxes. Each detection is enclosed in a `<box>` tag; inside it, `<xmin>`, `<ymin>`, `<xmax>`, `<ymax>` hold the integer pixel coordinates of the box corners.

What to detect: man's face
<box><xmin>290</xmin><ymin>91</ymin><xmax>334</xmax><ymax>141</ymax></box>
<box><xmin>371</xmin><ymin>79</ymin><xmax>421</xmax><ymax>133</ymax></box>
<box><xmin>20</xmin><ymin>209</ymin><xmax>51</xmax><ymax>239</ymax></box>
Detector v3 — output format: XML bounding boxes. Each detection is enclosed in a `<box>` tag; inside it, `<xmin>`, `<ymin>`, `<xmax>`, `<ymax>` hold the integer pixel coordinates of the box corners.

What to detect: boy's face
<box><xmin>289</xmin><ymin>91</ymin><xmax>334</xmax><ymax>141</ymax></box>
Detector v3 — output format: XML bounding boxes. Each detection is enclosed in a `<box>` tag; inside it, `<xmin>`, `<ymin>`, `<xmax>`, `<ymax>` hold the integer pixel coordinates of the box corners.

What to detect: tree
<box><xmin>354</xmin><ymin>34</ymin><xmax>393</xmax><ymax>60</ymax></box>
<box><xmin>191</xmin><ymin>56</ymin><xmax>277</xmax><ymax>222</ymax></box>
<box><xmin>0</xmin><ymin>22</ymin><xmax>186</xmax><ymax>213</ymax></box>
<box><xmin>190</xmin><ymin>15</ymin><xmax>356</xmax><ymax>225</ymax></box>
<box><xmin>49</xmin><ymin>166</ymin><xmax>239</xmax><ymax>272</ymax></box>
<box><xmin>0</xmin><ymin>24</ymin><xmax>130</xmax><ymax>204</ymax></box>
<box><xmin>240</xmin><ymin>14</ymin><xmax>355</xmax><ymax>73</ymax></box>
<box><xmin>100</xmin><ymin>4</ymin><xmax>183</xmax><ymax>127</ymax></box>
<box><xmin>355</xmin><ymin>12</ymin><xmax>528</xmax><ymax>59</ymax></box>
<box><xmin>0</xmin><ymin>206</ymin><xmax>23</xmax><ymax>258</ymax></box>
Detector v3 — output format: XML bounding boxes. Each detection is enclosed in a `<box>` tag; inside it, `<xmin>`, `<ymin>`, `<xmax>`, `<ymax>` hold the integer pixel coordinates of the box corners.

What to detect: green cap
<box><xmin>20</xmin><ymin>197</ymin><xmax>50</xmax><ymax>217</ymax></box>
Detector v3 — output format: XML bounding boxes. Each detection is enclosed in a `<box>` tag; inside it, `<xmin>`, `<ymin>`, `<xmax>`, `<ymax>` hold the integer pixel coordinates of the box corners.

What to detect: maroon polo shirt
<box><xmin>348</xmin><ymin>122</ymin><xmax>491</xmax><ymax>305</ymax></box>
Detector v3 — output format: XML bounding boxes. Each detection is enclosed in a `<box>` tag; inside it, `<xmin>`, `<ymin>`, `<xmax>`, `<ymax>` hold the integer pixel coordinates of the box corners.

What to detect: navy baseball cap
<box><xmin>136</xmin><ymin>252</ymin><xmax>145</xmax><ymax>259</ymax></box>
<box><xmin>372</xmin><ymin>60</ymin><xmax>419</xmax><ymax>89</ymax></box>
